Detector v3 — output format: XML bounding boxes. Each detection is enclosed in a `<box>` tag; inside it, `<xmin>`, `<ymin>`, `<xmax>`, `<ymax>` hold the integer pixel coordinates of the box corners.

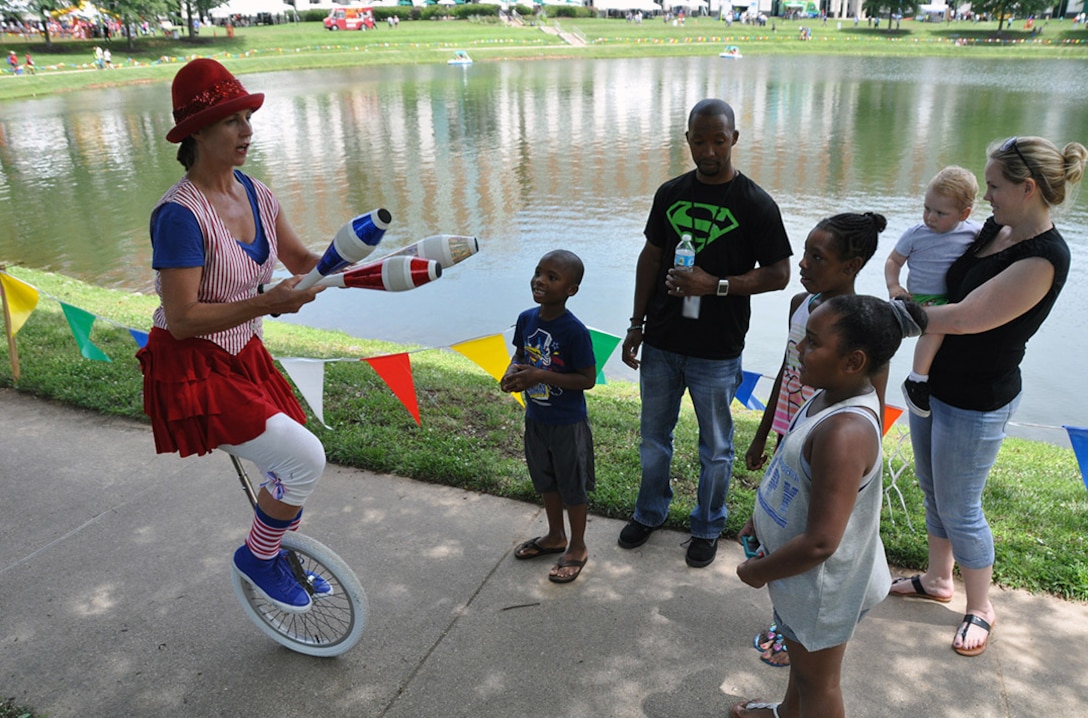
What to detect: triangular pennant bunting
<box><xmin>450</xmin><ymin>333</ymin><xmax>523</xmax><ymax>407</ymax></box>
<box><xmin>278</xmin><ymin>358</ymin><xmax>330</xmax><ymax>428</ymax></box>
<box><xmin>735</xmin><ymin>370</ymin><xmax>765</xmax><ymax>411</ymax></box>
<box><xmin>364</xmin><ymin>353</ymin><xmax>421</xmax><ymax>425</ymax></box>
<box><xmin>129</xmin><ymin>329</ymin><xmax>149</xmax><ymax>348</ymax></box>
<box><xmin>59</xmin><ymin>302</ymin><xmax>111</xmax><ymax>362</ymax></box>
<box><xmin>883</xmin><ymin>405</ymin><xmax>905</xmax><ymax>437</ymax></box>
<box><xmin>1063</xmin><ymin>426</ymin><xmax>1088</xmax><ymax>492</ymax></box>
<box><xmin>588</xmin><ymin>328</ymin><xmax>621</xmax><ymax>386</ymax></box>
<box><xmin>0</xmin><ymin>273</ymin><xmax>40</xmax><ymax>336</ymax></box>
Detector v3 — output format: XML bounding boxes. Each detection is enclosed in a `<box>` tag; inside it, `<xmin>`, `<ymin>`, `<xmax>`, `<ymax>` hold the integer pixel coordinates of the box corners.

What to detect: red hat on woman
<box><xmin>166</xmin><ymin>58</ymin><xmax>264</xmax><ymax>143</ymax></box>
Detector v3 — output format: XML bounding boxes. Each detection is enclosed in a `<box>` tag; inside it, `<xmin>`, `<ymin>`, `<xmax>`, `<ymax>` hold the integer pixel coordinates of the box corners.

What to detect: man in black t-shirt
<box><xmin>619</xmin><ymin>98</ymin><xmax>792</xmax><ymax>568</ymax></box>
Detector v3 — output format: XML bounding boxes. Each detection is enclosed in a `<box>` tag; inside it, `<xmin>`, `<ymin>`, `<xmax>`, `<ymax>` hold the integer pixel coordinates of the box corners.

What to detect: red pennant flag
<box><xmin>883</xmin><ymin>405</ymin><xmax>904</xmax><ymax>437</ymax></box>
<box><xmin>364</xmin><ymin>353</ymin><xmax>421</xmax><ymax>425</ymax></box>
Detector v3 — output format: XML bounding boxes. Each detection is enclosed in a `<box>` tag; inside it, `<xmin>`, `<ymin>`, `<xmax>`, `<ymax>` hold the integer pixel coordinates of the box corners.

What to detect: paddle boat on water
<box><xmin>719</xmin><ymin>45</ymin><xmax>743</xmax><ymax>59</ymax></box>
<box><xmin>447</xmin><ymin>50</ymin><xmax>473</xmax><ymax>66</ymax></box>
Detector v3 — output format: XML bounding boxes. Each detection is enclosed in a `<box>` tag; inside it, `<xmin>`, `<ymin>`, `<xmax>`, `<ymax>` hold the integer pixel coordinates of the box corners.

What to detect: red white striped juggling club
<box><xmin>317</xmin><ymin>256</ymin><xmax>442</xmax><ymax>291</ymax></box>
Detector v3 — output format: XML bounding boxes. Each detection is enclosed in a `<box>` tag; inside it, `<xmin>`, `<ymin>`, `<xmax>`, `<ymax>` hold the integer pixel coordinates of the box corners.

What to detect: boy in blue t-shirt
<box><xmin>502</xmin><ymin>250</ymin><xmax>597</xmax><ymax>584</ymax></box>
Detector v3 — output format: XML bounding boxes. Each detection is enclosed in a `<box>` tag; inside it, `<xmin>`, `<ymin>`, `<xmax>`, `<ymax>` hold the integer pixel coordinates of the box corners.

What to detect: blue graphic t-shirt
<box><xmin>512</xmin><ymin>307</ymin><xmax>596</xmax><ymax>425</ymax></box>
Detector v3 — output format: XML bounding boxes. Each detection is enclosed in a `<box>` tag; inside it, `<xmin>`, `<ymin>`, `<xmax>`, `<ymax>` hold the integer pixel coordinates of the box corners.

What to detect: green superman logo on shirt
<box><xmin>667</xmin><ymin>201</ymin><xmax>740</xmax><ymax>252</ymax></box>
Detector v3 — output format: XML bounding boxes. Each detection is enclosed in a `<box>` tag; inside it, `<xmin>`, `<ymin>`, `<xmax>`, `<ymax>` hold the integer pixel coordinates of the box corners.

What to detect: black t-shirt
<box><xmin>642</xmin><ymin>169</ymin><xmax>792</xmax><ymax>360</ymax></box>
<box><xmin>930</xmin><ymin>217</ymin><xmax>1069</xmax><ymax>411</ymax></box>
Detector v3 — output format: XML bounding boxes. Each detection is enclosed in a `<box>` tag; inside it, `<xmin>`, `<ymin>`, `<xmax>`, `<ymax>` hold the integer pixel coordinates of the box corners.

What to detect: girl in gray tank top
<box><xmin>731</xmin><ymin>295</ymin><xmax>925</xmax><ymax>718</ymax></box>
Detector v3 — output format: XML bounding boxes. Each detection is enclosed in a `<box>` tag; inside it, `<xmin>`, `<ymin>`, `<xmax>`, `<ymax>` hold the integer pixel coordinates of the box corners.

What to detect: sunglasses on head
<box><xmin>1000</xmin><ymin>137</ymin><xmax>1038</xmax><ymax>180</ymax></box>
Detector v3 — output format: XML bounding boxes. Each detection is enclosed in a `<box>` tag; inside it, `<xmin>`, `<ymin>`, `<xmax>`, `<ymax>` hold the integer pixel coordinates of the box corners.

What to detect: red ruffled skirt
<box><xmin>136</xmin><ymin>327</ymin><xmax>306</xmax><ymax>457</ymax></box>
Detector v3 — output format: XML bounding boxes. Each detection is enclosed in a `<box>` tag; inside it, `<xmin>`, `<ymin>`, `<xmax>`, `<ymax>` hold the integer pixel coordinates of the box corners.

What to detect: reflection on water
<box><xmin>1</xmin><ymin>55</ymin><xmax>1086</xmax><ymax>437</ymax></box>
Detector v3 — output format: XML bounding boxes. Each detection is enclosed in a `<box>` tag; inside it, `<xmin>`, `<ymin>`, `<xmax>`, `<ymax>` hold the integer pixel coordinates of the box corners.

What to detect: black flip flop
<box><xmin>514</xmin><ymin>537</ymin><xmax>566</xmax><ymax>560</ymax></box>
<box><xmin>548</xmin><ymin>556</ymin><xmax>587</xmax><ymax>584</ymax></box>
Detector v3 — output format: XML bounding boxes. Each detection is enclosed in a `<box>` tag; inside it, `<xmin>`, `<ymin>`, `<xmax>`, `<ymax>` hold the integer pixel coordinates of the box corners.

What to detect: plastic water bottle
<box><xmin>674</xmin><ymin>233</ymin><xmax>695</xmax><ymax>272</ymax></box>
<box><xmin>674</xmin><ymin>233</ymin><xmax>700</xmax><ymax>318</ymax></box>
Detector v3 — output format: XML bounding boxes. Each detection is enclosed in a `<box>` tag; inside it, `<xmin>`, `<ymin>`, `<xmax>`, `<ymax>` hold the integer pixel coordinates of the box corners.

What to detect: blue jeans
<box><xmin>908</xmin><ymin>394</ymin><xmax>1020</xmax><ymax>570</ymax></box>
<box><xmin>633</xmin><ymin>344</ymin><xmax>742</xmax><ymax>538</ymax></box>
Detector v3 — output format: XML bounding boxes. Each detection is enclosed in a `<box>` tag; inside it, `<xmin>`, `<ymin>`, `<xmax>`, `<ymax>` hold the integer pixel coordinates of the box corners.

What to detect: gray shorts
<box><xmin>524</xmin><ymin>417</ymin><xmax>595</xmax><ymax>506</ymax></box>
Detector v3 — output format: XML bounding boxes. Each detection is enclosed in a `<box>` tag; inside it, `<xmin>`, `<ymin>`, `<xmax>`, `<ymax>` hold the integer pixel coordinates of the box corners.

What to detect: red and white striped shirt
<box><xmin>151</xmin><ymin>175</ymin><xmax>280</xmax><ymax>355</ymax></box>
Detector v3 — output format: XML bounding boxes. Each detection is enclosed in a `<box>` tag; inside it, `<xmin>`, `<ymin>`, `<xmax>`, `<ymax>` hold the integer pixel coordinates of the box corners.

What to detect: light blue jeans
<box><xmin>633</xmin><ymin>344</ymin><xmax>742</xmax><ymax>538</ymax></box>
<box><xmin>908</xmin><ymin>394</ymin><xmax>1020</xmax><ymax>569</ymax></box>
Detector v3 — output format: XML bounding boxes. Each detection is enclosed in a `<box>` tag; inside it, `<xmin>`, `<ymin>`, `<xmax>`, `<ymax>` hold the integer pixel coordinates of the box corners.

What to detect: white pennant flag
<box><xmin>277</xmin><ymin>358</ymin><xmax>331</xmax><ymax>429</ymax></box>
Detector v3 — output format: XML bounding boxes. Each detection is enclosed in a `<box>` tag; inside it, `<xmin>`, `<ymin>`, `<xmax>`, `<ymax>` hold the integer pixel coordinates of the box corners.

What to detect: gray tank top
<box><xmin>753</xmin><ymin>389</ymin><xmax>890</xmax><ymax>651</ymax></box>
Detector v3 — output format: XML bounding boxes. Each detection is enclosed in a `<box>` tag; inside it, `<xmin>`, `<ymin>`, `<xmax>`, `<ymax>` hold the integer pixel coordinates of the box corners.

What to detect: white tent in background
<box><xmin>593</xmin><ymin>0</ymin><xmax>661</xmax><ymax>12</ymax></box>
<box><xmin>70</xmin><ymin>2</ymin><xmax>107</xmax><ymax>19</ymax></box>
<box><xmin>208</xmin><ymin>0</ymin><xmax>298</xmax><ymax>18</ymax></box>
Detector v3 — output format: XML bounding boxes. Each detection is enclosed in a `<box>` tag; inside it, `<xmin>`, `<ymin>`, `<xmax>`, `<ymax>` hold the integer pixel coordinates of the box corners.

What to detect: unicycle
<box><xmin>227</xmin><ymin>454</ymin><xmax>368</xmax><ymax>657</ymax></box>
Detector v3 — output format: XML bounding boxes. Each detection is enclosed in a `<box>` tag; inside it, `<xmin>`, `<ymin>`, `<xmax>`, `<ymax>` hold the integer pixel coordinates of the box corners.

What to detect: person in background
<box><xmin>505</xmin><ymin>250</ymin><xmax>597</xmax><ymax>585</ymax></box>
<box><xmin>888</xmin><ymin>136</ymin><xmax>1087</xmax><ymax>657</ymax></box>
<box><xmin>137</xmin><ymin>59</ymin><xmax>329</xmax><ymax>614</ymax></box>
<box><xmin>618</xmin><ymin>98</ymin><xmax>791</xmax><ymax>568</ymax></box>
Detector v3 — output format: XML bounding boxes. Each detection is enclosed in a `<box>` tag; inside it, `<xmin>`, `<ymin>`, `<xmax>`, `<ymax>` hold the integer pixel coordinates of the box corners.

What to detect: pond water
<box><xmin>2</xmin><ymin>54</ymin><xmax>1086</xmax><ymax>443</ymax></box>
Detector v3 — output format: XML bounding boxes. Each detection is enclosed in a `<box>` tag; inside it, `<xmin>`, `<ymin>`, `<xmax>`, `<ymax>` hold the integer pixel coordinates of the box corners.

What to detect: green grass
<box><xmin>0</xmin><ymin>697</ymin><xmax>36</xmax><ymax>718</ymax></box>
<box><xmin>2</xmin><ymin>23</ymin><xmax>1086</xmax><ymax>714</ymax></box>
<box><xmin>3</xmin><ymin>266</ymin><xmax>1087</xmax><ymax>602</ymax></box>
<box><xmin>2</xmin><ymin>14</ymin><xmax>1085</xmax><ymax>101</ymax></box>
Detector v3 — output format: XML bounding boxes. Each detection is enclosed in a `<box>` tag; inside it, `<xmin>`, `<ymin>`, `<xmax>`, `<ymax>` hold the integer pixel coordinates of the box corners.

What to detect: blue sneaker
<box><xmin>306</xmin><ymin>571</ymin><xmax>333</xmax><ymax>598</ymax></box>
<box><xmin>279</xmin><ymin>550</ymin><xmax>334</xmax><ymax>599</ymax></box>
<box><xmin>233</xmin><ymin>545</ymin><xmax>313</xmax><ymax>613</ymax></box>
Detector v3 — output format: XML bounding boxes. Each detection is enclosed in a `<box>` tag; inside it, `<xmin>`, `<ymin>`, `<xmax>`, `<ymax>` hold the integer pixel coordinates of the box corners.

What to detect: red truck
<box><xmin>324</xmin><ymin>6</ymin><xmax>375</xmax><ymax>30</ymax></box>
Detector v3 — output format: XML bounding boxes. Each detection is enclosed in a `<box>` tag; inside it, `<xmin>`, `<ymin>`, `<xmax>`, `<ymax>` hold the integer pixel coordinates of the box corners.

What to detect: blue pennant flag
<box><xmin>735</xmin><ymin>370</ymin><xmax>765</xmax><ymax>411</ymax></box>
<box><xmin>1063</xmin><ymin>426</ymin><xmax>1088</xmax><ymax>493</ymax></box>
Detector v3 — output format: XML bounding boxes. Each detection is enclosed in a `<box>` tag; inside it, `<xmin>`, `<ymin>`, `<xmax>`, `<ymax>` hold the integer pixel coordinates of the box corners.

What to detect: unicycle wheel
<box><xmin>231</xmin><ymin>532</ymin><xmax>367</xmax><ymax>657</ymax></box>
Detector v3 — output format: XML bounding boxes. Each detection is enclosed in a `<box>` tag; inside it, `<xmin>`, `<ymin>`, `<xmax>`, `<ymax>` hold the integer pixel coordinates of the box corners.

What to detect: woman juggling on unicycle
<box><xmin>137</xmin><ymin>59</ymin><xmax>329</xmax><ymax>614</ymax></box>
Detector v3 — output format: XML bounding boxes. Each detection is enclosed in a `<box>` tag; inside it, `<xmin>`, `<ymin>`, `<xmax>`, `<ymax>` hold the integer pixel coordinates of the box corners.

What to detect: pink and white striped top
<box><xmin>151</xmin><ymin>175</ymin><xmax>280</xmax><ymax>355</ymax></box>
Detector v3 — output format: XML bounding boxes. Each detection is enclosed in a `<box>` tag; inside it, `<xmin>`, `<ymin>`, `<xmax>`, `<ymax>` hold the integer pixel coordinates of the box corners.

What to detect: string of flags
<box><xmin>0</xmin><ymin>268</ymin><xmax>760</xmax><ymax>420</ymax></box>
<box><xmin>3</xmin><ymin>268</ymin><xmax>1086</xmax><ymax>490</ymax></box>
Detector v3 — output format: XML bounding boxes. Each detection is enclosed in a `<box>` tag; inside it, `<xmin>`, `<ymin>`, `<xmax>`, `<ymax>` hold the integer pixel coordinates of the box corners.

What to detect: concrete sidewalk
<box><xmin>1</xmin><ymin>388</ymin><xmax>1084</xmax><ymax>718</ymax></box>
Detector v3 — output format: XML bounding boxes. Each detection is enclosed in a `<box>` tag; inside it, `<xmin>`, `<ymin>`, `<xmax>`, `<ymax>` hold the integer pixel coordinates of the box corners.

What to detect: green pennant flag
<box><xmin>588</xmin><ymin>329</ymin><xmax>621</xmax><ymax>386</ymax></box>
<box><xmin>60</xmin><ymin>302</ymin><xmax>112</xmax><ymax>362</ymax></box>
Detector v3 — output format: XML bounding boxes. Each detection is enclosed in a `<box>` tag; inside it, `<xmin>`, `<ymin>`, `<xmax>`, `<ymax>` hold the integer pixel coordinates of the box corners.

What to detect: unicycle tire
<box><xmin>231</xmin><ymin>532</ymin><xmax>367</xmax><ymax>657</ymax></box>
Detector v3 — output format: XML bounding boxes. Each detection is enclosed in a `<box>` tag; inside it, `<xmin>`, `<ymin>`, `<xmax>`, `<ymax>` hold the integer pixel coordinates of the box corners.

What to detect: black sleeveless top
<box><xmin>930</xmin><ymin>217</ymin><xmax>1069</xmax><ymax>411</ymax></box>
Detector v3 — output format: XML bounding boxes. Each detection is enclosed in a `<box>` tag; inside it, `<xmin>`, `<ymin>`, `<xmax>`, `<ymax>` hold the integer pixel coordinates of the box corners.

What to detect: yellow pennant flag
<box><xmin>450</xmin><ymin>333</ymin><xmax>524</xmax><ymax>407</ymax></box>
<box><xmin>0</xmin><ymin>273</ymin><xmax>40</xmax><ymax>336</ymax></box>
